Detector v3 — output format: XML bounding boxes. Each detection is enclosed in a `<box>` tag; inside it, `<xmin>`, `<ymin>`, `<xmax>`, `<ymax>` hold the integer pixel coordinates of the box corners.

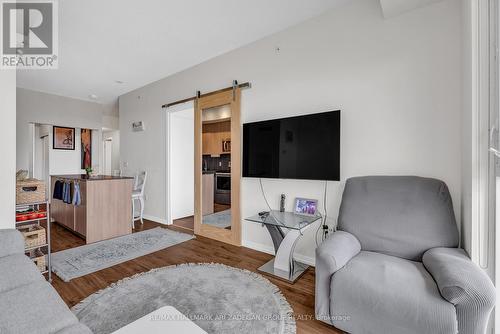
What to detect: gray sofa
<box><xmin>315</xmin><ymin>176</ymin><xmax>495</xmax><ymax>334</ymax></box>
<box><xmin>0</xmin><ymin>229</ymin><xmax>92</xmax><ymax>334</ymax></box>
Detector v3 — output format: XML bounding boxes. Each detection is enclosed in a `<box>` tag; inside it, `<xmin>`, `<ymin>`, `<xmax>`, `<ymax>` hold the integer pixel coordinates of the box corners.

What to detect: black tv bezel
<box><xmin>242</xmin><ymin>110</ymin><xmax>341</xmax><ymax>181</ymax></box>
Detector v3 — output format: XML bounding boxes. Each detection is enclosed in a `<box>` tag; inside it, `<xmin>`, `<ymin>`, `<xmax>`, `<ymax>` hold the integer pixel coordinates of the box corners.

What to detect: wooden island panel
<box><xmin>74</xmin><ymin>181</ymin><xmax>87</xmax><ymax>237</ymax></box>
<box><xmin>86</xmin><ymin>179</ymin><xmax>132</xmax><ymax>243</ymax></box>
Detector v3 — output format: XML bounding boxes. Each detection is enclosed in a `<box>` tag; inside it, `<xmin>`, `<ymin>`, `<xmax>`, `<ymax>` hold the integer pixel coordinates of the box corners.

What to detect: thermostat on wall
<box><xmin>132</xmin><ymin>121</ymin><xmax>145</xmax><ymax>132</ymax></box>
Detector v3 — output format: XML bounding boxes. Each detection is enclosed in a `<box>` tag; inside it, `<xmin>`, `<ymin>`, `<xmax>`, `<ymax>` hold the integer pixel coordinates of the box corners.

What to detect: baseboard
<box><xmin>143</xmin><ymin>214</ymin><xmax>167</xmax><ymax>225</ymax></box>
<box><xmin>242</xmin><ymin>240</ymin><xmax>316</xmax><ymax>267</ymax></box>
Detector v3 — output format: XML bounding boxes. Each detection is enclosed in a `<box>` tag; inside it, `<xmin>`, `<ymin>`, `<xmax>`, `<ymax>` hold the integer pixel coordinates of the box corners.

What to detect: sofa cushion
<box><xmin>56</xmin><ymin>323</ymin><xmax>93</xmax><ymax>334</ymax></box>
<box><xmin>330</xmin><ymin>251</ymin><xmax>457</xmax><ymax>334</ymax></box>
<box><xmin>0</xmin><ymin>281</ymin><xmax>80</xmax><ymax>334</ymax></box>
<box><xmin>0</xmin><ymin>229</ymin><xmax>25</xmax><ymax>258</ymax></box>
<box><xmin>0</xmin><ymin>254</ymin><xmax>45</xmax><ymax>293</ymax></box>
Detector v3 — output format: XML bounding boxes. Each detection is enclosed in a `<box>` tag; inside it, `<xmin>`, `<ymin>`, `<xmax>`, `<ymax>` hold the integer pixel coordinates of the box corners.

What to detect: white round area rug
<box><xmin>72</xmin><ymin>263</ymin><xmax>296</xmax><ymax>334</ymax></box>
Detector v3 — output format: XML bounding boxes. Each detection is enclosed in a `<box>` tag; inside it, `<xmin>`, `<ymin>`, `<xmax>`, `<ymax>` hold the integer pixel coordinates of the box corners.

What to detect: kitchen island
<box><xmin>51</xmin><ymin>175</ymin><xmax>134</xmax><ymax>244</ymax></box>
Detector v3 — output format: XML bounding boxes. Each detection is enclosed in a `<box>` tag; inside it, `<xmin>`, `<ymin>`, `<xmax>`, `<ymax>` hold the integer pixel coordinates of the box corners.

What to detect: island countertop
<box><xmin>52</xmin><ymin>174</ymin><xmax>134</xmax><ymax>181</ymax></box>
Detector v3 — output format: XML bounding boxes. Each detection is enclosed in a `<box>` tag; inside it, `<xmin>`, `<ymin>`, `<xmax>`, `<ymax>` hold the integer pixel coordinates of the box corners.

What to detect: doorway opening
<box><xmin>166</xmin><ymin>102</ymin><xmax>195</xmax><ymax>231</ymax></box>
<box><xmin>102</xmin><ymin>129</ymin><xmax>120</xmax><ymax>176</ymax></box>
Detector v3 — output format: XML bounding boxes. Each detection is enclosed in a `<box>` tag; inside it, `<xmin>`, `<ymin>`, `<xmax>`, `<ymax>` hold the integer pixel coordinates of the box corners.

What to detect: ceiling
<box><xmin>16</xmin><ymin>0</ymin><xmax>349</xmax><ymax>104</ymax></box>
<box><xmin>379</xmin><ymin>0</ymin><xmax>444</xmax><ymax>18</ymax></box>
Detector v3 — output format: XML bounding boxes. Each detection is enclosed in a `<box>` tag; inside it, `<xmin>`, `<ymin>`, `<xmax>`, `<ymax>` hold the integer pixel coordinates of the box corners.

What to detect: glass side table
<box><xmin>245</xmin><ymin>210</ymin><xmax>321</xmax><ymax>283</ymax></box>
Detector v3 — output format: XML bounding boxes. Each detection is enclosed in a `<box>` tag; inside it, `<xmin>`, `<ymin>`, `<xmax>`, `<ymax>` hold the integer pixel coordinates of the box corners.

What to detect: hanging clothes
<box><xmin>63</xmin><ymin>181</ymin><xmax>72</xmax><ymax>204</ymax></box>
<box><xmin>53</xmin><ymin>180</ymin><xmax>63</xmax><ymax>200</ymax></box>
<box><xmin>61</xmin><ymin>181</ymin><xmax>67</xmax><ymax>202</ymax></box>
<box><xmin>67</xmin><ymin>182</ymin><xmax>73</xmax><ymax>204</ymax></box>
<box><xmin>72</xmin><ymin>183</ymin><xmax>81</xmax><ymax>206</ymax></box>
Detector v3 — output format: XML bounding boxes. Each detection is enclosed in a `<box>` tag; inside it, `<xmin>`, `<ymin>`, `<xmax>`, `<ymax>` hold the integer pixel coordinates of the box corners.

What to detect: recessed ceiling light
<box><xmin>88</xmin><ymin>94</ymin><xmax>98</xmax><ymax>100</ymax></box>
<box><xmin>115</xmin><ymin>80</ymin><xmax>124</xmax><ymax>84</ymax></box>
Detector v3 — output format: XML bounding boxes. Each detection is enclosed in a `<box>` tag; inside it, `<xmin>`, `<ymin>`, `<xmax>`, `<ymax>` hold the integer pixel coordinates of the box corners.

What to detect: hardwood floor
<box><xmin>49</xmin><ymin>220</ymin><xmax>342</xmax><ymax>334</ymax></box>
<box><xmin>172</xmin><ymin>203</ymin><xmax>231</xmax><ymax>231</ymax></box>
<box><xmin>172</xmin><ymin>215</ymin><xmax>194</xmax><ymax>231</ymax></box>
<box><xmin>214</xmin><ymin>202</ymin><xmax>230</xmax><ymax>213</ymax></box>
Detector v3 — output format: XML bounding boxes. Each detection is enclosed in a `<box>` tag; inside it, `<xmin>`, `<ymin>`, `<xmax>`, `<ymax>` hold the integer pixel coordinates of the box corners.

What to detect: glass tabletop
<box><xmin>245</xmin><ymin>210</ymin><xmax>321</xmax><ymax>230</ymax></box>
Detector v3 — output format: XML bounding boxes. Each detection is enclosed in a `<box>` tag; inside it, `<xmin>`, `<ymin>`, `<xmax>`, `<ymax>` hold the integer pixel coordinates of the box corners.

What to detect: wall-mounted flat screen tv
<box><xmin>243</xmin><ymin>110</ymin><xmax>340</xmax><ymax>181</ymax></box>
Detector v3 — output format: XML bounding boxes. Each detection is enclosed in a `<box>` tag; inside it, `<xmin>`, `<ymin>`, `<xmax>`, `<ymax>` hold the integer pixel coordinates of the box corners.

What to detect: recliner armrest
<box><xmin>0</xmin><ymin>229</ymin><xmax>25</xmax><ymax>258</ymax></box>
<box><xmin>423</xmin><ymin>247</ymin><xmax>495</xmax><ymax>334</ymax></box>
<box><xmin>315</xmin><ymin>230</ymin><xmax>361</xmax><ymax>324</ymax></box>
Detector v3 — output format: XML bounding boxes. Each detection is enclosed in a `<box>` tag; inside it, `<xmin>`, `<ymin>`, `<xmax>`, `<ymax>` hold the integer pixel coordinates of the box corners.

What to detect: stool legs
<box><xmin>139</xmin><ymin>196</ymin><xmax>144</xmax><ymax>225</ymax></box>
<box><xmin>132</xmin><ymin>198</ymin><xmax>136</xmax><ymax>229</ymax></box>
<box><xmin>132</xmin><ymin>196</ymin><xmax>144</xmax><ymax>228</ymax></box>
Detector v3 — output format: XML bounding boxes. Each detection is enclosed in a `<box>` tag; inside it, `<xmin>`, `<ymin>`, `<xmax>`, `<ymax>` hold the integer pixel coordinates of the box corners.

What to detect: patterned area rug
<box><xmin>73</xmin><ymin>263</ymin><xmax>296</xmax><ymax>334</ymax></box>
<box><xmin>51</xmin><ymin>227</ymin><xmax>194</xmax><ymax>281</ymax></box>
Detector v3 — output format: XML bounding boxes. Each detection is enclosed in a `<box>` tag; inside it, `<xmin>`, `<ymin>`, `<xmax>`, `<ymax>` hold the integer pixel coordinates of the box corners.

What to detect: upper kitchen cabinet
<box><xmin>202</xmin><ymin>120</ymin><xmax>231</xmax><ymax>156</ymax></box>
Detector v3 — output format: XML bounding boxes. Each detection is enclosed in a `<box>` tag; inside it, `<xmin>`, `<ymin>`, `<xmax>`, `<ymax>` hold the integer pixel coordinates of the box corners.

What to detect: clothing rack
<box><xmin>53</xmin><ymin>177</ymin><xmax>81</xmax><ymax>183</ymax></box>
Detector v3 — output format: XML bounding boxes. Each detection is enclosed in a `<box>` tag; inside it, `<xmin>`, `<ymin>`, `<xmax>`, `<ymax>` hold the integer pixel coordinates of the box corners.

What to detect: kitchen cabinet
<box><xmin>202</xmin><ymin>120</ymin><xmax>230</xmax><ymax>155</ymax></box>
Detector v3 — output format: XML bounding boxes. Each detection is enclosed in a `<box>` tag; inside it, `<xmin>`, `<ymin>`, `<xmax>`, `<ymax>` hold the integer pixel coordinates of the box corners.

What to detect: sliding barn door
<box><xmin>194</xmin><ymin>88</ymin><xmax>241</xmax><ymax>246</ymax></box>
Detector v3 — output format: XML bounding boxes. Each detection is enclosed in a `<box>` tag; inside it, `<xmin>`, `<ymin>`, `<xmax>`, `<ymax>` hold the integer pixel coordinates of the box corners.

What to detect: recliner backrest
<box><xmin>337</xmin><ymin>176</ymin><xmax>459</xmax><ymax>261</ymax></box>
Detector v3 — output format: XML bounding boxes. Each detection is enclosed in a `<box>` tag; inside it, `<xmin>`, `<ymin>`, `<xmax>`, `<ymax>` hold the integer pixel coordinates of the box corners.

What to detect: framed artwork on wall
<box><xmin>81</xmin><ymin>129</ymin><xmax>92</xmax><ymax>169</ymax></box>
<box><xmin>53</xmin><ymin>126</ymin><xmax>75</xmax><ymax>150</ymax></box>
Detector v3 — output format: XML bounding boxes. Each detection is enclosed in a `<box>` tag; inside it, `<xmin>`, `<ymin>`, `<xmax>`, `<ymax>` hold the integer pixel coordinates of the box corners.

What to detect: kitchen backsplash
<box><xmin>202</xmin><ymin>154</ymin><xmax>231</xmax><ymax>171</ymax></box>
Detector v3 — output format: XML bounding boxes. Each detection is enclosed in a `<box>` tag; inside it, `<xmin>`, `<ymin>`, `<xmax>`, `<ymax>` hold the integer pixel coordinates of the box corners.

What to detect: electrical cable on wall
<box><xmin>259</xmin><ymin>178</ymin><xmax>328</xmax><ymax>245</ymax></box>
<box><xmin>323</xmin><ymin>180</ymin><xmax>328</xmax><ymax>240</ymax></box>
<box><xmin>258</xmin><ymin>178</ymin><xmax>286</xmax><ymax>227</ymax></box>
<box><xmin>315</xmin><ymin>180</ymin><xmax>329</xmax><ymax>246</ymax></box>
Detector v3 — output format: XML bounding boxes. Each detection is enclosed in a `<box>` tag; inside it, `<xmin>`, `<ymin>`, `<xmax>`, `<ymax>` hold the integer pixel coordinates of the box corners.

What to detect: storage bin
<box><xmin>16</xmin><ymin>179</ymin><xmax>46</xmax><ymax>204</ymax></box>
<box><xmin>18</xmin><ymin>224</ymin><xmax>46</xmax><ymax>248</ymax></box>
<box><xmin>28</xmin><ymin>249</ymin><xmax>46</xmax><ymax>272</ymax></box>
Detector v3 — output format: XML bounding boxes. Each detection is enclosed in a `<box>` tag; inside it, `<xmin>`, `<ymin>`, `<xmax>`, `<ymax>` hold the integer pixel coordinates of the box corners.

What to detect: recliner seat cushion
<box><xmin>0</xmin><ymin>254</ymin><xmax>45</xmax><ymax>293</ymax></box>
<box><xmin>330</xmin><ymin>251</ymin><xmax>457</xmax><ymax>334</ymax></box>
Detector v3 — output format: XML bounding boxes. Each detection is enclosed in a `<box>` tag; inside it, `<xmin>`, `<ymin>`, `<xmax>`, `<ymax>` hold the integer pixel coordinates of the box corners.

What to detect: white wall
<box><xmin>17</xmin><ymin>88</ymin><xmax>105</xmax><ymax>174</ymax></box>
<box><xmin>49</xmin><ymin>127</ymin><xmax>88</xmax><ymax>175</ymax></box>
<box><xmin>33</xmin><ymin>124</ymin><xmax>102</xmax><ymax>181</ymax></box>
<box><xmin>0</xmin><ymin>70</ymin><xmax>16</xmax><ymax>229</ymax></box>
<box><xmin>119</xmin><ymin>0</ymin><xmax>462</xmax><ymax>264</ymax></box>
<box><xmin>33</xmin><ymin>125</ymin><xmax>47</xmax><ymax>180</ymax></box>
<box><xmin>169</xmin><ymin>107</ymin><xmax>194</xmax><ymax>220</ymax></box>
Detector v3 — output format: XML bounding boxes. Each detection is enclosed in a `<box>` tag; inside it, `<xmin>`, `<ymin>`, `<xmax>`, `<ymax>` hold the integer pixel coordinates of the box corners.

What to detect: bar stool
<box><xmin>132</xmin><ymin>171</ymin><xmax>147</xmax><ymax>229</ymax></box>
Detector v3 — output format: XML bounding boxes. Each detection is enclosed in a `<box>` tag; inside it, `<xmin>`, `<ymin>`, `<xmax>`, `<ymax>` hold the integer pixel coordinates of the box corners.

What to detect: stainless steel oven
<box><xmin>215</xmin><ymin>172</ymin><xmax>231</xmax><ymax>204</ymax></box>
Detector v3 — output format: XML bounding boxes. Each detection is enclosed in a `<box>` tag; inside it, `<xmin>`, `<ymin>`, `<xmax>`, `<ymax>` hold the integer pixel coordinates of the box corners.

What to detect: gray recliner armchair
<box><xmin>315</xmin><ymin>176</ymin><xmax>495</xmax><ymax>334</ymax></box>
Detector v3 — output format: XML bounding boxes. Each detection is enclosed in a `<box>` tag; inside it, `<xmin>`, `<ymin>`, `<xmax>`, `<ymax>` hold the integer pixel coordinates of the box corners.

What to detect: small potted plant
<box><xmin>85</xmin><ymin>167</ymin><xmax>93</xmax><ymax>178</ymax></box>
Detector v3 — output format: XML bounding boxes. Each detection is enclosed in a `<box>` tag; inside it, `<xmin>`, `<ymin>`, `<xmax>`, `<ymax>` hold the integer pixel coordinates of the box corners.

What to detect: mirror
<box><xmin>194</xmin><ymin>87</ymin><xmax>241</xmax><ymax>246</ymax></box>
<box><xmin>201</xmin><ymin>104</ymin><xmax>232</xmax><ymax>230</ymax></box>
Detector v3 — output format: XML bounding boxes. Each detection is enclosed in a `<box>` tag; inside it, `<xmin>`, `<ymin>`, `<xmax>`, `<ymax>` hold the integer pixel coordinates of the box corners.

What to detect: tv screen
<box><xmin>243</xmin><ymin>110</ymin><xmax>340</xmax><ymax>181</ymax></box>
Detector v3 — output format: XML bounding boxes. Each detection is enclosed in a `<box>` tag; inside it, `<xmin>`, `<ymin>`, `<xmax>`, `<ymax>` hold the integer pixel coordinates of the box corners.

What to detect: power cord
<box><xmin>322</xmin><ymin>180</ymin><xmax>328</xmax><ymax>240</ymax></box>
<box><xmin>258</xmin><ymin>178</ymin><xmax>286</xmax><ymax>227</ymax></box>
<box><xmin>315</xmin><ymin>180</ymin><xmax>329</xmax><ymax>246</ymax></box>
<box><xmin>259</xmin><ymin>178</ymin><xmax>327</xmax><ymax>243</ymax></box>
